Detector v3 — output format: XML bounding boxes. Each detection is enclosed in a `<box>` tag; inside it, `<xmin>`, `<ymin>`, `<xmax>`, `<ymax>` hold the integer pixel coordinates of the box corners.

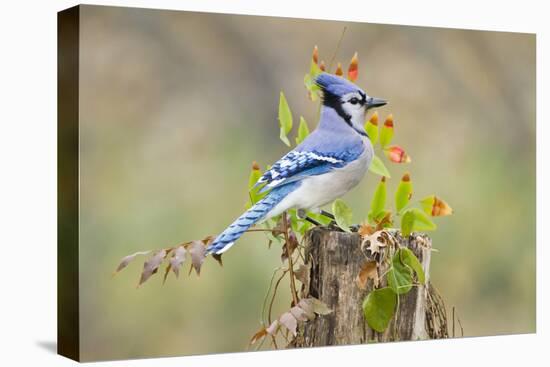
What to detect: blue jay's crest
<box><xmin>315</xmin><ymin>72</ymin><xmax>365</xmax><ymax>98</ymax></box>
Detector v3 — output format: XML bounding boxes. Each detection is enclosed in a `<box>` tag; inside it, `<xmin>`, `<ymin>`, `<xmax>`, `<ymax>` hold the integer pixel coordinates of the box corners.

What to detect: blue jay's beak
<box><xmin>367</xmin><ymin>97</ymin><xmax>387</xmax><ymax>109</ymax></box>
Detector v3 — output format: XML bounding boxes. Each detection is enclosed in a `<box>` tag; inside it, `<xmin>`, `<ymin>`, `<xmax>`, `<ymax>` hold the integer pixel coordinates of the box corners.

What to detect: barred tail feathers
<box><xmin>206</xmin><ymin>182</ymin><xmax>299</xmax><ymax>255</ymax></box>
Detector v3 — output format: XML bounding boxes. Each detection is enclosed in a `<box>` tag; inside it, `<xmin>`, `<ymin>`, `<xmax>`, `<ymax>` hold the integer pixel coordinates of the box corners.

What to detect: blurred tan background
<box><xmin>77</xmin><ymin>5</ymin><xmax>535</xmax><ymax>361</ymax></box>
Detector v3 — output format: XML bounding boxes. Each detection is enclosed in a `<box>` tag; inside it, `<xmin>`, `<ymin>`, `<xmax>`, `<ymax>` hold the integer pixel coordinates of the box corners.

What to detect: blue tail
<box><xmin>206</xmin><ymin>183</ymin><xmax>299</xmax><ymax>255</ymax></box>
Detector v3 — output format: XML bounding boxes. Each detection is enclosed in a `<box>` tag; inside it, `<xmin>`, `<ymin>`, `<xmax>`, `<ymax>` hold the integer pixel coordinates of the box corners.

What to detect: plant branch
<box><xmin>328</xmin><ymin>26</ymin><xmax>347</xmax><ymax>71</ymax></box>
<box><xmin>283</xmin><ymin>211</ymin><xmax>299</xmax><ymax>305</ymax></box>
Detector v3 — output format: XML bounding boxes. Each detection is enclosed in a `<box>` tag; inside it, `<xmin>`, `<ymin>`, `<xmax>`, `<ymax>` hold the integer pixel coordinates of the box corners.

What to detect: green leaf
<box><xmin>400</xmin><ymin>208</ymin><xmax>437</xmax><ymax>236</ymax></box>
<box><xmin>362</xmin><ymin>287</ymin><xmax>397</xmax><ymax>332</ymax></box>
<box><xmin>368</xmin><ymin>155</ymin><xmax>391</xmax><ymax>178</ymax></box>
<box><xmin>248</xmin><ymin>165</ymin><xmax>262</xmax><ymax>190</ymax></box>
<box><xmin>400</xmin><ymin>209</ymin><xmax>415</xmax><ymax>237</ymax></box>
<box><xmin>298</xmin><ymin>220</ymin><xmax>312</xmax><ymax>236</ymax></box>
<box><xmin>419</xmin><ymin>196</ymin><xmax>434</xmax><ymax>215</ymax></box>
<box><xmin>387</xmin><ymin>250</ymin><xmax>413</xmax><ymax>294</ymax></box>
<box><xmin>388</xmin><ymin>248</ymin><xmax>425</xmax><ymax>294</ymax></box>
<box><xmin>379</xmin><ymin>114</ymin><xmax>394</xmax><ymax>148</ymax></box>
<box><xmin>365</xmin><ymin>120</ymin><xmax>379</xmax><ymax>145</ymax></box>
<box><xmin>304</xmin><ymin>66</ymin><xmax>321</xmax><ymax>102</ymax></box>
<box><xmin>398</xmin><ymin>248</ymin><xmax>426</xmax><ymax>284</ymax></box>
<box><xmin>364</xmin><ymin>112</ymin><xmax>379</xmax><ymax>145</ymax></box>
<box><xmin>332</xmin><ymin>199</ymin><xmax>353</xmax><ymax>233</ymax></box>
<box><xmin>368</xmin><ymin>177</ymin><xmax>386</xmax><ymax>221</ymax></box>
<box><xmin>288</xmin><ymin>209</ymin><xmax>300</xmax><ymax>233</ymax></box>
<box><xmin>309</xmin><ymin>59</ymin><xmax>322</xmax><ymax>78</ymax></box>
<box><xmin>409</xmin><ymin>208</ymin><xmax>437</xmax><ymax>231</ymax></box>
<box><xmin>296</xmin><ymin>116</ymin><xmax>310</xmax><ymax>145</ymax></box>
<box><xmin>395</xmin><ymin>174</ymin><xmax>413</xmax><ymax>213</ymax></box>
<box><xmin>278</xmin><ymin>92</ymin><xmax>293</xmax><ymax>146</ymax></box>
<box><xmin>246</xmin><ymin>163</ymin><xmax>266</xmax><ymax>208</ymax></box>
<box><xmin>420</xmin><ymin>195</ymin><xmax>453</xmax><ymax>216</ymax></box>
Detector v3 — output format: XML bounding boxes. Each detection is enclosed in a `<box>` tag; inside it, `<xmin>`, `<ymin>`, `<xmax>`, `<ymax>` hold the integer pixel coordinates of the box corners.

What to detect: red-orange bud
<box><xmin>335</xmin><ymin>62</ymin><xmax>343</xmax><ymax>76</ymax></box>
<box><xmin>319</xmin><ymin>60</ymin><xmax>326</xmax><ymax>71</ymax></box>
<box><xmin>384</xmin><ymin>114</ymin><xmax>394</xmax><ymax>128</ymax></box>
<box><xmin>312</xmin><ymin>45</ymin><xmax>319</xmax><ymax>65</ymax></box>
<box><xmin>431</xmin><ymin>196</ymin><xmax>453</xmax><ymax>216</ymax></box>
<box><xmin>348</xmin><ymin>52</ymin><xmax>359</xmax><ymax>82</ymax></box>
<box><xmin>369</xmin><ymin>111</ymin><xmax>379</xmax><ymax>126</ymax></box>
<box><xmin>384</xmin><ymin>146</ymin><xmax>411</xmax><ymax>163</ymax></box>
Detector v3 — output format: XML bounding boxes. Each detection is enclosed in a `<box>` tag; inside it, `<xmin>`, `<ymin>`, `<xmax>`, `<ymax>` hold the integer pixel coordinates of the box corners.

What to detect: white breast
<box><xmin>266</xmin><ymin>137</ymin><xmax>373</xmax><ymax>218</ymax></box>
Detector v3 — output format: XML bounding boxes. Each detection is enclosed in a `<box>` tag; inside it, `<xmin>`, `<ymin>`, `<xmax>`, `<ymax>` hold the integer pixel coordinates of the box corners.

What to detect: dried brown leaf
<box><xmin>212</xmin><ymin>253</ymin><xmax>223</xmax><ymax>267</ymax></box>
<box><xmin>279</xmin><ymin>312</ymin><xmax>298</xmax><ymax>336</ymax></box>
<box><xmin>290</xmin><ymin>306</ymin><xmax>309</xmax><ymax>322</ymax></box>
<box><xmin>138</xmin><ymin>249</ymin><xmax>167</xmax><ymax>286</ymax></box>
<box><xmin>162</xmin><ymin>262</ymin><xmax>172</xmax><ymax>284</ymax></box>
<box><xmin>358</xmin><ymin>223</ymin><xmax>376</xmax><ymax>237</ymax></box>
<box><xmin>294</xmin><ymin>264</ymin><xmax>310</xmax><ymax>285</ymax></box>
<box><xmin>266</xmin><ymin>319</ymin><xmax>279</xmax><ymax>335</ymax></box>
<box><xmin>361</xmin><ymin>230</ymin><xmax>388</xmax><ymax>254</ymax></box>
<box><xmin>281</xmin><ymin>230</ymin><xmax>299</xmax><ymax>263</ymax></box>
<box><xmin>169</xmin><ymin>245</ymin><xmax>187</xmax><ymax>278</ymax></box>
<box><xmin>356</xmin><ymin>260</ymin><xmax>378</xmax><ymax>289</ymax></box>
<box><xmin>187</xmin><ymin>240</ymin><xmax>207</xmax><ymax>276</ymax></box>
<box><xmin>114</xmin><ymin>250</ymin><xmax>151</xmax><ymax>274</ymax></box>
<box><xmin>249</xmin><ymin>328</ymin><xmax>268</xmax><ymax>345</ymax></box>
<box><xmin>375</xmin><ymin>212</ymin><xmax>393</xmax><ymax>231</ymax></box>
<box><xmin>298</xmin><ymin>299</ymin><xmax>315</xmax><ymax>320</ymax></box>
<box><xmin>300</xmin><ymin>297</ymin><xmax>333</xmax><ymax>316</ymax></box>
<box><xmin>309</xmin><ymin>297</ymin><xmax>333</xmax><ymax>315</ymax></box>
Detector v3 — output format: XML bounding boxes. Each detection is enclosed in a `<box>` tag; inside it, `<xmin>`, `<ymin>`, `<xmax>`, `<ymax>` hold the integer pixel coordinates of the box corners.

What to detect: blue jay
<box><xmin>206</xmin><ymin>73</ymin><xmax>387</xmax><ymax>255</ymax></box>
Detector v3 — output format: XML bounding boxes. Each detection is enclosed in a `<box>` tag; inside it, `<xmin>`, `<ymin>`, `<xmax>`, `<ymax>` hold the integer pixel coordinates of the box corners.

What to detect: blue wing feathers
<box><xmin>254</xmin><ymin>147</ymin><xmax>363</xmax><ymax>193</ymax></box>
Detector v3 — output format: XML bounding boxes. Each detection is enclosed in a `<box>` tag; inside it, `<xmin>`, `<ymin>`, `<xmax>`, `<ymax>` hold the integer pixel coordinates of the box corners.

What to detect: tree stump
<box><xmin>291</xmin><ymin>227</ymin><xmax>448</xmax><ymax>347</ymax></box>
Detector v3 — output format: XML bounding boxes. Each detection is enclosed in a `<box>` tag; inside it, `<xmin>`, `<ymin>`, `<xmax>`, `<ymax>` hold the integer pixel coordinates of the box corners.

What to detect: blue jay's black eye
<box><xmin>349</xmin><ymin>97</ymin><xmax>359</xmax><ymax>105</ymax></box>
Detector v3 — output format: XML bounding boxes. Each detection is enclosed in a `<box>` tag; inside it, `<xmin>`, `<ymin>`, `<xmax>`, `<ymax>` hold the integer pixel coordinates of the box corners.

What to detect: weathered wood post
<box><xmin>291</xmin><ymin>227</ymin><xmax>448</xmax><ymax>347</ymax></box>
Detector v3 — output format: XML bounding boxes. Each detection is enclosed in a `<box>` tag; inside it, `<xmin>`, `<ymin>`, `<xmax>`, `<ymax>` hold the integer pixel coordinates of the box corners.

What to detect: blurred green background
<box><xmin>77</xmin><ymin>5</ymin><xmax>535</xmax><ymax>361</ymax></box>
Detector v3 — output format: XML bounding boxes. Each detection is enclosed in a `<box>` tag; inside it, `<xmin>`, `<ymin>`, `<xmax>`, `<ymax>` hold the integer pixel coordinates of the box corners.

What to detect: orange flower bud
<box><xmin>384</xmin><ymin>114</ymin><xmax>394</xmax><ymax>128</ymax></box>
<box><xmin>432</xmin><ymin>197</ymin><xmax>452</xmax><ymax>216</ymax></box>
<box><xmin>348</xmin><ymin>52</ymin><xmax>359</xmax><ymax>82</ymax></box>
<box><xmin>319</xmin><ymin>60</ymin><xmax>326</xmax><ymax>71</ymax></box>
<box><xmin>252</xmin><ymin>161</ymin><xmax>261</xmax><ymax>171</ymax></box>
<box><xmin>312</xmin><ymin>45</ymin><xmax>319</xmax><ymax>65</ymax></box>
<box><xmin>369</xmin><ymin>111</ymin><xmax>379</xmax><ymax>126</ymax></box>
<box><xmin>384</xmin><ymin>145</ymin><xmax>411</xmax><ymax>163</ymax></box>
<box><xmin>420</xmin><ymin>195</ymin><xmax>453</xmax><ymax>217</ymax></box>
<box><xmin>335</xmin><ymin>62</ymin><xmax>343</xmax><ymax>76</ymax></box>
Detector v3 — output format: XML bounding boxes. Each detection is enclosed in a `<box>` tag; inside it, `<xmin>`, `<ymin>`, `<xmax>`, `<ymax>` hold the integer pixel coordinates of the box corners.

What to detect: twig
<box><xmin>328</xmin><ymin>26</ymin><xmax>348</xmax><ymax>71</ymax></box>
<box><xmin>261</xmin><ymin>267</ymin><xmax>283</xmax><ymax>325</ymax></box>
<box><xmin>244</xmin><ymin>228</ymin><xmax>278</xmax><ymax>233</ymax></box>
<box><xmin>283</xmin><ymin>211</ymin><xmax>299</xmax><ymax>305</ymax></box>
<box><xmin>267</xmin><ymin>271</ymin><xmax>287</xmax><ymax>350</ymax></box>
<box><xmin>268</xmin><ymin>270</ymin><xmax>288</xmax><ymax>325</ymax></box>
<box><xmin>457</xmin><ymin>311</ymin><xmax>464</xmax><ymax>337</ymax></box>
<box><xmin>305</xmin><ymin>216</ymin><xmax>321</xmax><ymax>226</ymax></box>
<box><xmin>452</xmin><ymin>307</ymin><xmax>455</xmax><ymax>338</ymax></box>
<box><xmin>320</xmin><ymin>210</ymin><xmax>335</xmax><ymax>220</ymax></box>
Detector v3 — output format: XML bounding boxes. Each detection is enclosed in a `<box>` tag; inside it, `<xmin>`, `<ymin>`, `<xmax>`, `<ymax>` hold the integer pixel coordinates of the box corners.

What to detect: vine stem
<box><xmin>328</xmin><ymin>26</ymin><xmax>347</xmax><ymax>71</ymax></box>
<box><xmin>283</xmin><ymin>211</ymin><xmax>299</xmax><ymax>305</ymax></box>
<box><xmin>244</xmin><ymin>228</ymin><xmax>276</xmax><ymax>233</ymax></box>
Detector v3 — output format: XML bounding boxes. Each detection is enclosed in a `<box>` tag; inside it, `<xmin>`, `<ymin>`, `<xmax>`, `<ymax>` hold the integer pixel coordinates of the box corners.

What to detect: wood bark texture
<box><xmin>291</xmin><ymin>227</ymin><xmax>444</xmax><ymax>347</ymax></box>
